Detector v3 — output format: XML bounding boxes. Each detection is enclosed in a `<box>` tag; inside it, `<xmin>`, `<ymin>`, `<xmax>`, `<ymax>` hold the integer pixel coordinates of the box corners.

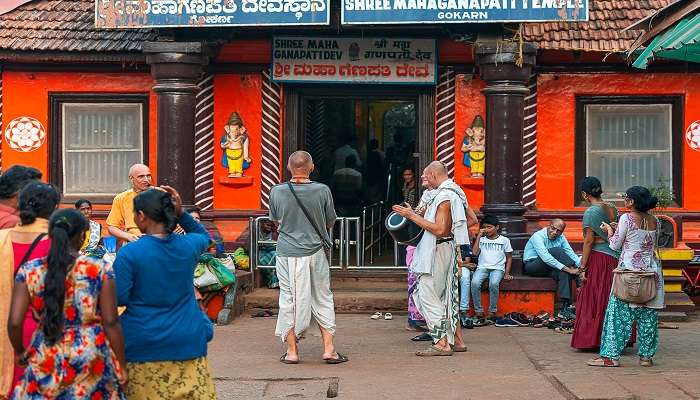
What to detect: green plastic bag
<box><xmin>195</xmin><ymin>254</ymin><xmax>236</xmax><ymax>292</ymax></box>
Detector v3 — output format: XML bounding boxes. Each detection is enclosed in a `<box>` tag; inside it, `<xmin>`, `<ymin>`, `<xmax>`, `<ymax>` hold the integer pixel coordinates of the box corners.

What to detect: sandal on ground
<box><xmin>384</xmin><ymin>312</ymin><xmax>393</xmax><ymax>320</ymax></box>
<box><xmin>370</xmin><ymin>312</ymin><xmax>383</xmax><ymax>320</ymax></box>
<box><xmin>555</xmin><ymin>327</ymin><xmax>573</xmax><ymax>334</ymax></box>
<box><xmin>586</xmin><ymin>357</ymin><xmax>619</xmax><ymax>367</ymax></box>
<box><xmin>639</xmin><ymin>357</ymin><xmax>654</xmax><ymax>367</ymax></box>
<box><xmin>451</xmin><ymin>345</ymin><xmax>468</xmax><ymax>353</ymax></box>
<box><xmin>416</xmin><ymin>345</ymin><xmax>453</xmax><ymax>357</ymax></box>
<box><xmin>411</xmin><ymin>332</ymin><xmax>432</xmax><ymax>341</ymax></box>
<box><xmin>323</xmin><ymin>352</ymin><xmax>349</xmax><ymax>364</ymax></box>
<box><xmin>279</xmin><ymin>353</ymin><xmax>299</xmax><ymax>364</ymax></box>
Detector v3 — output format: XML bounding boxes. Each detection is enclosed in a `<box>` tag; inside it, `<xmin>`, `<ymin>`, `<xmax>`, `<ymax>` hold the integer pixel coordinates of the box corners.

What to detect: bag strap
<box><xmin>16</xmin><ymin>232</ymin><xmax>47</xmax><ymax>275</ymax></box>
<box><xmin>287</xmin><ymin>182</ymin><xmax>332</xmax><ymax>249</ymax></box>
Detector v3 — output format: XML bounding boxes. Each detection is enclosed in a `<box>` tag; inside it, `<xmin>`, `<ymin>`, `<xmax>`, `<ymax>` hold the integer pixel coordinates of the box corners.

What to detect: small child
<box><xmin>471</xmin><ymin>215</ymin><xmax>513</xmax><ymax>325</ymax></box>
<box><xmin>458</xmin><ymin>244</ymin><xmax>476</xmax><ymax>328</ymax></box>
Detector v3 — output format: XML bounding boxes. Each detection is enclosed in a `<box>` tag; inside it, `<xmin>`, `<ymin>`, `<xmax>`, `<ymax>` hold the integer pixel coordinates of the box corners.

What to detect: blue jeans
<box><xmin>459</xmin><ymin>267</ymin><xmax>472</xmax><ymax>311</ymax></box>
<box><xmin>471</xmin><ymin>268</ymin><xmax>505</xmax><ymax>314</ymax></box>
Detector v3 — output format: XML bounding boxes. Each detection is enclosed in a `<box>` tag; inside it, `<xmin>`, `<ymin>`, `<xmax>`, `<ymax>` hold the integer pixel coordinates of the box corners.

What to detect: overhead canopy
<box><xmin>626</xmin><ymin>0</ymin><xmax>700</xmax><ymax>69</ymax></box>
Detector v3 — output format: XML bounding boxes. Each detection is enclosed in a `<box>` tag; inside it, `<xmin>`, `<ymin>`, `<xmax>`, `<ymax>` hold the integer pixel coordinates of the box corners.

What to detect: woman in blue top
<box><xmin>114</xmin><ymin>186</ymin><xmax>216</xmax><ymax>399</ymax></box>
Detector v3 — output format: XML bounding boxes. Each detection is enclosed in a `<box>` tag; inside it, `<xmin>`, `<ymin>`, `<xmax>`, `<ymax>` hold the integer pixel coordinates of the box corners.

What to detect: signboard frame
<box><xmin>340</xmin><ymin>0</ymin><xmax>589</xmax><ymax>25</ymax></box>
<box><xmin>271</xmin><ymin>36</ymin><xmax>438</xmax><ymax>86</ymax></box>
<box><xmin>94</xmin><ymin>0</ymin><xmax>331</xmax><ymax>29</ymax></box>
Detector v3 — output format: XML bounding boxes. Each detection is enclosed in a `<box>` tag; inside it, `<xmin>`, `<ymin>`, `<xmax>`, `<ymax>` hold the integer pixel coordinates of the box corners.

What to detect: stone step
<box><xmin>245</xmin><ymin>288</ymin><xmax>407</xmax><ymax>313</ymax></box>
<box><xmin>658</xmin><ymin>311</ymin><xmax>690</xmax><ymax>322</ymax></box>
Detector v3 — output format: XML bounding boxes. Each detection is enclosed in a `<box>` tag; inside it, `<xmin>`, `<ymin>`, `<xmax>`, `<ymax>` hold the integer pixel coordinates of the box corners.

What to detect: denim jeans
<box><xmin>471</xmin><ymin>268</ymin><xmax>505</xmax><ymax>314</ymax></box>
<box><xmin>459</xmin><ymin>267</ymin><xmax>472</xmax><ymax>311</ymax></box>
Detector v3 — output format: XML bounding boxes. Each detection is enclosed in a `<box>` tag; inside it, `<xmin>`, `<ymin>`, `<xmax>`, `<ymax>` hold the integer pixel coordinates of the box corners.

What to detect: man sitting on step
<box><xmin>523</xmin><ymin>218</ymin><xmax>581</xmax><ymax>320</ymax></box>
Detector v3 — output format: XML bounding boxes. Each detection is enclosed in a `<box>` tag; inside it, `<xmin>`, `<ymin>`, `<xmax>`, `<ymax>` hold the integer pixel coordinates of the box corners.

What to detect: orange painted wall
<box><xmin>453</xmin><ymin>74</ymin><xmax>486</xmax><ymax>209</ymax></box>
<box><xmin>212</xmin><ymin>74</ymin><xmax>263</xmax><ymax>210</ymax></box>
<box><xmin>537</xmin><ymin>73</ymin><xmax>700</xmax><ymax>212</ymax></box>
<box><xmin>1</xmin><ymin>71</ymin><xmax>158</xmax><ymax>199</ymax></box>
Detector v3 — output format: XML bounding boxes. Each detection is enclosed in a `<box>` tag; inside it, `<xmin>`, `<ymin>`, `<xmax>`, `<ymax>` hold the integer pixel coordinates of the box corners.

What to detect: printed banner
<box><xmin>342</xmin><ymin>0</ymin><xmax>589</xmax><ymax>24</ymax></box>
<box><xmin>272</xmin><ymin>37</ymin><xmax>437</xmax><ymax>85</ymax></box>
<box><xmin>95</xmin><ymin>0</ymin><xmax>330</xmax><ymax>28</ymax></box>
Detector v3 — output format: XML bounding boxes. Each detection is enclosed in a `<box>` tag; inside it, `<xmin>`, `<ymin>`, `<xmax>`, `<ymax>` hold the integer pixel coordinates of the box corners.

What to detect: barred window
<box><xmin>50</xmin><ymin>94</ymin><xmax>148</xmax><ymax>200</ymax></box>
<box><xmin>575</xmin><ymin>97</ymin><xmax>682</xmax><ymax>206</ymax></box>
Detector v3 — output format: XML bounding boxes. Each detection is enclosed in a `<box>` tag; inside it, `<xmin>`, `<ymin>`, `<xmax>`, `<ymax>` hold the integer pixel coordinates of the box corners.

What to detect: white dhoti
<box><xmin>275</xmin><ymin>249</ymin><xmax>336</xmax><ymax>342</ymax></box>
<box><xmin>412</xmin><ymin>241</ymin><xmax>459</xmax><ymax>345</ymax></box>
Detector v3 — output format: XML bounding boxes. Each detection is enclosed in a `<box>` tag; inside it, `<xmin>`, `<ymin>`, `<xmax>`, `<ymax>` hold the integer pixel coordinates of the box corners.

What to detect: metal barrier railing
<box><xmin>344</xmin><ymin>217</ymin><xmax>361</xmax><ymax>268</ymax></box>
<box><xmin>360</xmin><ymin>202</ymin><xmax>384</xmax><ymax>265</ymax></box>
<box><xmin>250</xmin><ymin>216</ymin><xmax>345</xmax><ymax>270</ymax></box>
<box><xmin>249</xmin><ymin>212</ymin><xmax>407</xmax><ymax>272</ymax></box>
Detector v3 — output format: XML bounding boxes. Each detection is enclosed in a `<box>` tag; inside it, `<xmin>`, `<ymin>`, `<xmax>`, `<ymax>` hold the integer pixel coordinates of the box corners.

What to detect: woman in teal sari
<box><xmin>571</xmin><ymin>177</ymin><xmax>633</xmax><ymax>349</ymax></box>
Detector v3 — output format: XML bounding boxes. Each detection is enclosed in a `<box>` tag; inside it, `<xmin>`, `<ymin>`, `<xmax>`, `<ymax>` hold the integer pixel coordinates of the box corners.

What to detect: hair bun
<box><xmin>648</xmin><ymin>195</ymin><xmax>659</xmax><ymax>210</ymax></box>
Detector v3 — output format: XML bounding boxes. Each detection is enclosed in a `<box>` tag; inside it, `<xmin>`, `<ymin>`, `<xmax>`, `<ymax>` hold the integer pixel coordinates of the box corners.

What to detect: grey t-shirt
<box><xmin>269</xmin><ymin>182</ymin><xmax>337</xmax><ymax>257</ymax></box>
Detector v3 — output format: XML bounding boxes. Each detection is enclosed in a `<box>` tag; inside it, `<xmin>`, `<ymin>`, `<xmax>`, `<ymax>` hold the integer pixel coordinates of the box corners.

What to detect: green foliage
<box><xmin>649</xmin><ymin>181</ymin><xmax>674</xmax><ymax>210</ymax></box>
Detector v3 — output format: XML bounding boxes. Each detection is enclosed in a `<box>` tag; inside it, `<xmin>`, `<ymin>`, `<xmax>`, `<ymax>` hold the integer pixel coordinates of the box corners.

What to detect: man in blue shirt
<box><xmin>523</xmin><ymin>218</ymin><xmax>581</xmax><ymax>319</ymax></box>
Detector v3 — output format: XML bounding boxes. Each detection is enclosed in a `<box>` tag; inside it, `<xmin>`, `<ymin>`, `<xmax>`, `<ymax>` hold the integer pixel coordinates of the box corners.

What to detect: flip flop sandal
<box><xmin>586</xmin><ymin>357</ymin><xmax>619</xmax><ymax>367</ymax></box>
<box><xmin>411</xmin><ymin>332</ymin><xmax>432</xmax><ymax>341</ymax></box>
<box><xmin>280</xmin><ymin>353</ymin><xmax>299</xmax><ymax>364</ymax></box>
<box><xmin>416</xmin><ymin>345</ymin><xmax>453</xmax><ymax>357</ymax></box>
<box><xmin>452</xmin><ymin>345</ymin><xmax>468</xmax><ymax>353</ymax></box>
<box><xmin>384</xmin><ymin>313</ymin><xmax>393</xmax><ymax>320</ymax></box>
<box><xmin>370</xmin><ymin>312</ymin><xmax>383</xmax><ymax>320</ymax></box>
<box><xmin>324</xmin><ymin>352</ymin><xmax>349</xmax><ymax>364</ymax></box>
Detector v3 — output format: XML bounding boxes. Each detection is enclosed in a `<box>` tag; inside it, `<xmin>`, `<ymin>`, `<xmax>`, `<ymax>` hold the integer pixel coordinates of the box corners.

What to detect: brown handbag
<box><xmin>611</xmin><ymin>268</ymin><xmax>657</xmax><ymax>304</ymax></box>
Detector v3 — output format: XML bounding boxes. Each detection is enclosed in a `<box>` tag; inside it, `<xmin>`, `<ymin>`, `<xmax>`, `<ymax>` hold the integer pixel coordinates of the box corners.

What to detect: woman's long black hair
<box><xmin>133</xmin><ymin>189</ymin><xmax>178</xmax><ymax>232</ymax></box>
<box><xmin>19</xmin><ymin>182</ymin><xmax>60</xmax><ymax>225</ymax></box>
<box><xmin>43</xmin><ymin>209</ymin><xmax>88</xmax><ymax>345</ymax></box>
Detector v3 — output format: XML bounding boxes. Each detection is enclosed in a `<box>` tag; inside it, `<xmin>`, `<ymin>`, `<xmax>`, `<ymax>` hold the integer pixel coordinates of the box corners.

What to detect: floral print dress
<box><xmin>12</xmin><ymin>256</ymin><xmax>125</xmax><ymax>399</ymax></box>
<box><xmin>607</xmin><ymin>213</ymin><xmax>665</xmax><ymax>309</ymax></box>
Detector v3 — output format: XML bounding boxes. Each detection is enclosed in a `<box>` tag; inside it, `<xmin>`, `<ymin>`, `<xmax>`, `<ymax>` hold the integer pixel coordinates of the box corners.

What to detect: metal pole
<box><xmin>356</xmin><ymin>221</ymin><xmax>361</xmax><ymax>268</ymax></box>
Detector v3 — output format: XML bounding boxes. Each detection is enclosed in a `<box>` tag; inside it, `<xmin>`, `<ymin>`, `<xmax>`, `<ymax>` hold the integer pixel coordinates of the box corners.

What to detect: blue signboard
<box><xmin>342</xmin><ymin>0</ymin><xmax>588</xmax><ymax>24</ymax></box>
<box><xmin>95</xmin><ymin>0</ymin><xmax>330</xmax><ymax>28</ymax></box>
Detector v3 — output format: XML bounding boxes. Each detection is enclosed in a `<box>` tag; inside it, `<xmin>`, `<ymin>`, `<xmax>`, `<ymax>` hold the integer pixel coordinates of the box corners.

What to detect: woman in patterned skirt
<box><xmin>587</xmin><ymin>186</ymin><xmax>664</xmax><ymax>367</ymax></box>
<box><xmin>571</xmin><ymin>177</ymin><xmax>637</xmax><ymax>349</ymax></box>
<box><xmin>114</xmin><ymin>186</ymin><xmax>216</xmax><ymax>399</ymax></box>
<box><xmin>7</xmin><ymin>208</ymin><xmax>127</xmax><ymax>398</ymax></box>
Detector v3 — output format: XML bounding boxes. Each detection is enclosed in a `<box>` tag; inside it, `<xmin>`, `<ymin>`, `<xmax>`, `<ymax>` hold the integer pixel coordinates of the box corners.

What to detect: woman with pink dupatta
<box><xmin>0</xmin><ymin>182</ymin><xmax>59</xmax><ymax>398</ymax></box>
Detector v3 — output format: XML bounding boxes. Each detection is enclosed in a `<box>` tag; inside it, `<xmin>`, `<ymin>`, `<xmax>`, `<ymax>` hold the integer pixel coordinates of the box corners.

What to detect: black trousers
<box><xmin>523</xmin><ymin>247</ymin><xmax>577</xmax><ymax>302</ymax></box>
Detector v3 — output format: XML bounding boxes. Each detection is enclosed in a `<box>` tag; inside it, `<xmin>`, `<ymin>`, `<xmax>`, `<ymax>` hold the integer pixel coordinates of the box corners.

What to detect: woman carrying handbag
<box><xmin>587</xmin><ymin>186</ymin><xmax>664</xmax><ymax>368</ymax></box>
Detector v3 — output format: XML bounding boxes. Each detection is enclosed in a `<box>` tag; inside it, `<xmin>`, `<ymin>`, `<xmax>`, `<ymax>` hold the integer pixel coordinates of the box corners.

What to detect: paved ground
<box><xmin>208</xmin><ymin>314</ymin><xmax>700</xmax><ymax>400</ymax></box>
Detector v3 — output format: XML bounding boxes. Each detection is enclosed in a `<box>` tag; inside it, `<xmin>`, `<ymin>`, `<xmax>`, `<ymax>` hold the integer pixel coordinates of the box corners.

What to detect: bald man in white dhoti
<box><xmin>392</xmin><ymin>161</ymin><xmax>470</xmax><ymax>356</ymax></box>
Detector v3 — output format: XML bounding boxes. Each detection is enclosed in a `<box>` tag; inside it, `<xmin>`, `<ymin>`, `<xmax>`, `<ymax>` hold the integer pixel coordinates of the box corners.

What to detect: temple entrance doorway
<box><xmin>283</xmin><ymin>85</ymin><xmax>434</xmax><ymax>269</ymax></box>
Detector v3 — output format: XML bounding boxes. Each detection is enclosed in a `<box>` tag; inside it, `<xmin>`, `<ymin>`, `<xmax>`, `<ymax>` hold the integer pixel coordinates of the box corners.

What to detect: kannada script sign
<box><xmin>342</xmin><ymin>0</ymin><xmax>588</xmax><ymax>24</ymax></box>
<box><xmin>95</xmin><ymin>0</ymin><xmax>329</xmax><ymax>28</ymax></box>
<box><xmin>272</xmin><ymin>37</ymin><xmax>437</xmax><ymax>85</ymax></box>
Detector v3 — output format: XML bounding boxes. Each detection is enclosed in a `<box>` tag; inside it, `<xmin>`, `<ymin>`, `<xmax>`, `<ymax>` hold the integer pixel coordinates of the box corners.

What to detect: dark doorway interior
<box><xmin>302</xmin><ymin>98</ymin><xmax>417</xmax><ymax>218</ymax></box>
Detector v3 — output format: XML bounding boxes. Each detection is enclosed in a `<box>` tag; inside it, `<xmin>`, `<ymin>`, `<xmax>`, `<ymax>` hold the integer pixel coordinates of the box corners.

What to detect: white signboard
<box><xmin>272</xmin><ymin>37</ymin><xmax>437</xmax><ymax>85</ymax></box>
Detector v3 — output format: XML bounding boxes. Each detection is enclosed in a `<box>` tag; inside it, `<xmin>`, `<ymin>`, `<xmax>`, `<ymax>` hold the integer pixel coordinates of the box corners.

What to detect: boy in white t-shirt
<box><xmin>471</xmin><ymin>215</ymin><xmax>513</xmax><ymax>323</ymax></box>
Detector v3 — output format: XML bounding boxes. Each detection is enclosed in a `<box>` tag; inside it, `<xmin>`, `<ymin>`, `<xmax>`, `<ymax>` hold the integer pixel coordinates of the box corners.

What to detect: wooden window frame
<box><xmin>49</xmin><ymin>93</ymin><xmax>149</xmax><ymax>204</ymax></box>
<box><xmin>574</xmin><ymin>95</ymin><xmax>684</xmax><ymax>207</ymax></box>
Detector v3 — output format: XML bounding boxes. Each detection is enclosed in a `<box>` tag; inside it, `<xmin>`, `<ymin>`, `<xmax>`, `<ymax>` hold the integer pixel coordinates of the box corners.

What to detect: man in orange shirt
<box><xmin>106</xmin><ymin>163</ymin><xmax>152</xmax><ymax>243</ymax></box>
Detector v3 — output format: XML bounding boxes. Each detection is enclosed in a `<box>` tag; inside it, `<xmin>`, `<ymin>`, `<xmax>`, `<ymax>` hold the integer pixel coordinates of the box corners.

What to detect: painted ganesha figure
<box><xmin>462</xmin><ymin>115</ymin><xmax>485</xmax><ymax>177</ymax></box>
<box><xmin>220</xmin><ymin>112</ymin><xmax>251</xmax><ymax>178</ymax></box>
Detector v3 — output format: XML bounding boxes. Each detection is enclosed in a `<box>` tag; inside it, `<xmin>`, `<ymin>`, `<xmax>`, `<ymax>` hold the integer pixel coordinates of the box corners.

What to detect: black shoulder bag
<box><xmin>15</xmin><ymin>233</ymin><xmax>47</xmax><ymax>276</ymax></box>
<box><xmin>287</xmin><ymin>182</ymin><xmax>332</xmax><ymax>251</ymax></box>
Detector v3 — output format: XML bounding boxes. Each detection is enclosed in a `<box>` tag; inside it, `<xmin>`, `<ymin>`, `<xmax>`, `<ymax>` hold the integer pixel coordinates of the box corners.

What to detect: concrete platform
<box><xmin>209</xmin><ymin>314</ymin><xmax>700</xmax><ymax>399</ymax></box>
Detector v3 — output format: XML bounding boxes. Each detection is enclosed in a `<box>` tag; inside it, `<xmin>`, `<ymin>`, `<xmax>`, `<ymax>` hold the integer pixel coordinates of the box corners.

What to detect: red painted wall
<box><xmin>1</xmin><ymin>71</ymin><xmax>158</xmax><ymax>199</ymax></box>
<box><xmin>537</xmin><ymin>73</ymin><xmax>700</xmax><ymax>212</ymax></box>
<box><xmin>212</xmin><ymin>73</ymin><xmax>263</xmax><ymax>210</ymax></box>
